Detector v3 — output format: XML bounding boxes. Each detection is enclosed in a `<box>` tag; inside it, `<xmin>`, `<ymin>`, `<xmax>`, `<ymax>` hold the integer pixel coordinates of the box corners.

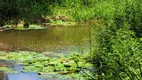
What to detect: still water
<box><xmin>0</xmin><ymin>25</ymin><xmax>90</xmax><ymax>80</ymax></box>
<box><xmin>0</xmin><ymin>26</ymin><xmax>90</xmax><ymax>53</ymax></box>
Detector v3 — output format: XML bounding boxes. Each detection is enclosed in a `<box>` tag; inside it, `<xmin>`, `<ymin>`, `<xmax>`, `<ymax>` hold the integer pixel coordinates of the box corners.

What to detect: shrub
<box><xmin>91</xmin><ymin>0</ymin><xmax>142</xmax><ymax>79</ymax></box>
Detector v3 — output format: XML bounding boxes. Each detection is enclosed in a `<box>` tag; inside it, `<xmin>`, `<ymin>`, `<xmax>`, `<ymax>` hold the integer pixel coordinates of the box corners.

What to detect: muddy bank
<box><xmin>0</xmin><ymin>71</ymin><xmax>8</xmax><ymax>80</ymax></box>
<box><xmin>0</xmin><ymin>60</ymin><xmax>15</xmax><ymax>68</ymax></box>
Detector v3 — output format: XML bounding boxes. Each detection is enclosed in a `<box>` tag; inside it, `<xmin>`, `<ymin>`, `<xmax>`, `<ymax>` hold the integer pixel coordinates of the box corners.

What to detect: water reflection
<box><xmin>0</xmin><ymin>26</ymin><xmax>89</xmax><ymax>52</ymax></box>
<box><xmin>0</xmin><ymin>61</ymin><xmax>44</xmax><ymax>80</ymax></box>
<box><xmin>8</xmin><ymin>73</ymin><xmax>44</xmax><ymax>80</ymax></box>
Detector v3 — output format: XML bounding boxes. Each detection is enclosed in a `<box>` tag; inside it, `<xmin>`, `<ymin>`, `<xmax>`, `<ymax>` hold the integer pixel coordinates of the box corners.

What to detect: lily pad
<box><xmin>0</xmin><ymin>51</ymin><xmax>93</xmax><ymax>79</ymax></box>
<box><xmin>41</xmin><ymin>66</ymin><xmax>55</xmax><ymax>72</ymax></box>
<box><xmin>22</xmin><ymin>66</ymin><xmax>41</xmax><ymax>72</ymax></box>
<box><xmin>63</xmin><ymin>60</ymin><xmax>76</xmax><ymax>68</ymax></box>
<box><xmin>33</xmin><ymin>62</ymin><xmax>44</xmax><ymax>68</ymax></box>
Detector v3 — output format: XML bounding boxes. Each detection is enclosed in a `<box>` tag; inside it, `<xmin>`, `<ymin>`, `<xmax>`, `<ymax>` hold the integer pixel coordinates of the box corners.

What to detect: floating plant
<box><xmin>0</xmin><ymin>51</ymin><xmax>94</xmax><ymax>79</ymax></box>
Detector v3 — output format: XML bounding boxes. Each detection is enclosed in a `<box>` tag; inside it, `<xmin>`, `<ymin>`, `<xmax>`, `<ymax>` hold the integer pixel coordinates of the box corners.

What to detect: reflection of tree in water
<box><xmin>0</xmin><ymin>71</ymin><xmax>8</xmax><ymax>80</ymax></box>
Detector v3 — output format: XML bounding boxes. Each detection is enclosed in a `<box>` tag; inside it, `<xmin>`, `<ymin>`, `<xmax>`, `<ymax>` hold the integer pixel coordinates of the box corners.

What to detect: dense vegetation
<box><xmin>90</xmin><ymin>0</ymin><xmax>142</xmax><ymax>80</ymax></box>
<box><xmin>2</xmin><ymin>0</ymin><xmax>140</xmax><ymax>22</ymax></box>
<box><xmin>0</xmin><ymin>0</ymin><xmax>142</xmax><ymax>80</ymax></box>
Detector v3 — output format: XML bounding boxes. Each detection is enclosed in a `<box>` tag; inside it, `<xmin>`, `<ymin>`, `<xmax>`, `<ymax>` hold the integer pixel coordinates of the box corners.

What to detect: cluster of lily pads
<box><xmin>0</xmin><ymin>51</ymin><xmax>94</xmax><ymax>79</ymax></box>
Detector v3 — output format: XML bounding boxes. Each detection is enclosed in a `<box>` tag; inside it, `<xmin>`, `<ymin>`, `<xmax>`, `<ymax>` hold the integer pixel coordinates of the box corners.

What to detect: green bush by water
<box><xmin>90</xmin><ymin>0</ymin><xmax>142</xmax><ymax>80</ymax></box>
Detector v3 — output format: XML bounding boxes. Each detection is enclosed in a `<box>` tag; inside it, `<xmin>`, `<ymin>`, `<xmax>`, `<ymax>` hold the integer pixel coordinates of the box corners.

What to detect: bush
<box><xmin>91</xmin><ymin>0</ymin><xmax>142</xmax><ymax>79</ymax></box>
<box><xmin>23</xmin><ymin>22</ymin><xmax>29</xmax><ymax>28</ymax></box>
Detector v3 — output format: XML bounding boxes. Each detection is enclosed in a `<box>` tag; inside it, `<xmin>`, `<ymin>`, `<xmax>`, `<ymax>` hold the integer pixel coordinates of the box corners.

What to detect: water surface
<box><xmin>0</xmin><ymin>25</ymin><xmax>90</xmax><ymax>80</ymax></box>
<box><xmin>8</xmin><ymin>73</ymin><xmax>44</xmax><ymax>80</ymax></box>
<box><xmin>0</xmin><ymin>26</ymin><xmax>90</xmax><ymax>53</ymax></box>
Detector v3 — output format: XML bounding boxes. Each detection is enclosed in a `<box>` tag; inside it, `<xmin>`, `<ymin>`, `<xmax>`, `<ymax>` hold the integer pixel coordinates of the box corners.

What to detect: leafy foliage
<box><xmin>91</xmin><ymin>0</ymin><xmax>142</xmax><ymax>80</ymax></box>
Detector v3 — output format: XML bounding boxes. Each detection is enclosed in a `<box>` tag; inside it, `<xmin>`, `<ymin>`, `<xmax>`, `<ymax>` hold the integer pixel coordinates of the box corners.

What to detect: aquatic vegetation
<box><xmin>0</xmin><ymin>67</ymin><xmax>16</xmax><ymax>73</ymax></box>
<box><xmin>22</xmin><ymin>66</ymin><xmax>41</xmax><ymax>72</ymax></box>
<box><xmin>1</xmin><ymin>21</ymin><xmax>76</xmax><ymax>32</ymax></box>
<box><xmin>2</xmin><ymin>24</ymin><xmax>45</xmax><ymax>31</ymax></box>
<box><xmin>39</xmin><ymin>73</ymin><xmax>90</xmax><ymax>80</ymax></box>
<box><xmin>0</xmin><ymin>51</ymin><xmax>93</xmax><ymax>79</ymax></box>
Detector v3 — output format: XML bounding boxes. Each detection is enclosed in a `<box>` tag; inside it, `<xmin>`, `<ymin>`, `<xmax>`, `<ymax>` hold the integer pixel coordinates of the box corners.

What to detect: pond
<box><xmin>0</xmin><ymin>25</ymin><xmax>92</xmax><ymax>80</ymax></box>
<box><xmin>0</xmin><ymin>25</ymin><xmax>90</xmax><ymax>53</ymax></box>
<box><xmin>0</xmin><ymin>60</ymin><xmax>44</xmax><ymax>80</ymax></box>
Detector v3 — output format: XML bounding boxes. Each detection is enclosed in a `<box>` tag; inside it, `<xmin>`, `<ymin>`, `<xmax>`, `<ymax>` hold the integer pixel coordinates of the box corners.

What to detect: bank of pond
<box><xmin>0</xmin><ymin>18</ymin><xmax>76</xmax><ymax>31</ymax></box>
<box><xmin>0</xmin><ymin>51</ymin><xmax>94</xmax><ymax>80</ymax></box>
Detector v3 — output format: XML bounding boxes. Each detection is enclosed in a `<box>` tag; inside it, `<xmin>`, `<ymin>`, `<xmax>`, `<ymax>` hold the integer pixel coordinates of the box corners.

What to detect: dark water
<box><xmin>0</xmin><ymin>26</ymin><xmax>90</xmax><ymax>53</ymax></box>
<box><xmin>0</xmin><ymin>25</ymin><xmax>90</xmax><ymax>80</ymax></box>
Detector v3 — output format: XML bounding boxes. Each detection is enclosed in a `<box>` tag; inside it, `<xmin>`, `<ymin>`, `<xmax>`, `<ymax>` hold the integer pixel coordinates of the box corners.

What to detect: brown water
<box><xmin>0</xmin><ymin>25</ymin><xmax>90</xmax><ymax>53</ymax></box>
